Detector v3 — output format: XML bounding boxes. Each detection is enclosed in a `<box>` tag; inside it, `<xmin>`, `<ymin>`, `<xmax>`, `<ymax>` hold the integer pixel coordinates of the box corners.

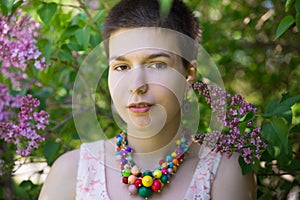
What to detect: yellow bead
<box><xmin>176</xmin><ymin>139</ymin><xmax>181</xmax><ymax>145</ymax></box>
<box><xmin>173</xmin><ymin>165</ymin><xmax>177</xmax><ymax>173</ymax></box>
<box><xmin>142</xmin><ymin>175</ymin><xmax>153</xmax><ymax>187</ymax></box>
<box><xmin>161</xmin><ymin>162</ymin><xmax>168</xmax><ymax>168</ymax></box>
<box><xmin>171</xmin><ymin>152</ymin><xmax>177</xmax><ymax>158</ymax></box>
<box><xmin>153</xmin><ymin>169</ymin><xmax>162</xmax><ymax>179</ymax></box>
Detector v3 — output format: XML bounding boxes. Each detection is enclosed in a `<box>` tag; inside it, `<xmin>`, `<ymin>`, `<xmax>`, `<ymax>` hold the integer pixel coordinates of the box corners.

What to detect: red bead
<box><xmin>176</xmin><ymin>153</ymin><xmax>185</xmax><ymax>162</ymax></box>
<box><xmin>151</xmin><ymin>180</ymin><xmax>162</xmax><ymax>192</ymax></box>
<box><xmin>122</xmin><ymin>177</ymin><xmax>128</xmax><ymax>184</ymax></box>
<box><xmin>159</xmin><ymin>159</ymin><xmax>166</xmax><ymax>165</ymax></box>
<box><xmin>134</xmin><ymin>178</ymin><xmax>142</xmax><ymax>188</ymax></box>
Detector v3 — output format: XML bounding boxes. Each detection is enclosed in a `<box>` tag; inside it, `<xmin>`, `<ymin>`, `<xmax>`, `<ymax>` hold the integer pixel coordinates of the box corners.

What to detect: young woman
<box><xmin>39</xmin><ymin>0</ymin><xmax>256</xmax><ymax>199</ymax></box>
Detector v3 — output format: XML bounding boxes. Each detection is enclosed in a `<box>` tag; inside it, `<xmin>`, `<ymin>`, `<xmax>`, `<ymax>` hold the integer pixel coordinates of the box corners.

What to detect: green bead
<box><xmin>143</xmin><ymin>170</ymin><xmax>153</xmax><ymax>176</ymax></box>
<box><xmin>160</xmin><ymin>174</ymin><xmax>169</xmax><ymax>184</ymax></box>
<box><xmin>122</xmin><ymin>168</ymin><xmax>131</xmax><ymax>177</ymax></box>
<box><xmin>116</xmin><ymin>140</ymin><xmax>122</xmax><ymax>146</ymax></box>
<box><xmin>138</xmin><ymin>186</ymin><xmax>153</xmax><ymax>198</ymax></box>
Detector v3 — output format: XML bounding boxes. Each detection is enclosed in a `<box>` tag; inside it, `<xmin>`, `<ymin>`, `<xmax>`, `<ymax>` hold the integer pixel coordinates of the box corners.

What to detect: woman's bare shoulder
<box><xmin>212</xmin><ymin>153</ymin><xmax>257</xmax><ymax>200</ymax></box>
<box><xmin>38</xmin><ymin>149</ymin><xmax>80</xmax><ymax>200</ymax></box>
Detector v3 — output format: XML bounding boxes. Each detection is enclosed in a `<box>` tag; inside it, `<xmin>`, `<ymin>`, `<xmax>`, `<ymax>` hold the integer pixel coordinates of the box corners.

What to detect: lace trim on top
<box><xmin>76</xmin><ymin>141</ymin><xmax>221</xmax><ymax>200</ymax></box>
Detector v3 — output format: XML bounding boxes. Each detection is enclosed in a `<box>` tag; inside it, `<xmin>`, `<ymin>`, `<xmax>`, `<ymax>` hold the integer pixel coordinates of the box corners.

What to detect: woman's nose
<box><xmin>130</xmin><ymin>84</ymin><xmax>148</xmax><ymax>94</ymax></box>
<box><xmin>129</xmin><ymin>67</ymin><xmax>148</xmax><ymax>95</ymax></box>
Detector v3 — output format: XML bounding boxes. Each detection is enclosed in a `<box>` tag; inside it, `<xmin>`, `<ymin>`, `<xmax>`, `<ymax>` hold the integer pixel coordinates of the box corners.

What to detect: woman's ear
<box><xmin>186</xmin><ymin>60</ymin><xmax>197</xmax><ymax>84</ymax></box>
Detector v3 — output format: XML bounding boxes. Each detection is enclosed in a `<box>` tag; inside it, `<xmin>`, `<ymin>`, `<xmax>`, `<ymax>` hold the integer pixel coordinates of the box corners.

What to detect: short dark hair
<box><xmin>102</xmin><ymin>0</ymin><xmax>200</xmax><ymax>65</ymax></box>
<box><xmin>102</xmin><ymin>0</ymin><xmax>201</xmax><ymax>42</ymax></box>
<box><xmin>102</xmin><ymin>0</ymin><xmax>200</xmax><ymax>42</ymax></box>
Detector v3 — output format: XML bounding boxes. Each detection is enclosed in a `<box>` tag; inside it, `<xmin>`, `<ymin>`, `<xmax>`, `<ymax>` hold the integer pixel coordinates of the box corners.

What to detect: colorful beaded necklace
<box><xmin>115</xmin><ymin>130</ymin><xmax>190</xmax><ymax>199</ymax></box>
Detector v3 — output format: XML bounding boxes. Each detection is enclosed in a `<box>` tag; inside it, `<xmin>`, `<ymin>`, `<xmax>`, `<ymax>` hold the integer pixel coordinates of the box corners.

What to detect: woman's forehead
<box><xmin>108</xmin><ymin>27</ymin><xmax>197</xmax><ymax>62</ymax></box>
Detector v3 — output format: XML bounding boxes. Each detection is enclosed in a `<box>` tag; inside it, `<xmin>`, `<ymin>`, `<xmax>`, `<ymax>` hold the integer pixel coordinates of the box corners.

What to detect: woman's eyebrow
<box><xmin>109</xmin><ymin>52</ymin><xmax>172</xmax><ymax>63</ymax></box>
<box><xmin>145</xmin><ymin>52</ymin><xmax>171</xmax><ymax>60</ymax></box>
<box><xmin>110</xmin><ymin>55</ymin><xmax>127</xmax><ymax>62</ymax></box>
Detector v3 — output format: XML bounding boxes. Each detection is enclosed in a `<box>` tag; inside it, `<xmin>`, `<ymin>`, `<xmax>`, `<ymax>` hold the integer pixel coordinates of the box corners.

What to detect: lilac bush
<box><xmin>0</xmin><ymin>9</ymin><xmax>50</xmax><ymax>158</ymax></box>
<box><xmin>0</xmin><ymin>9</ymin><xmax>48</xmax><ymax>89</ymax></box>
<box><xmin>193</xmin><ymin>81</ymin><xmax>267</xmax><ymax>164</ymax></box>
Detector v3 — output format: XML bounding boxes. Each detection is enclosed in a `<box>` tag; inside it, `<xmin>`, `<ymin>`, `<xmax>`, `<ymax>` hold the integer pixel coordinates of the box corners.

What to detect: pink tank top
<box><xmin>76</xmin><ymin>140</ymin><xmax>221</xmax><ymax>200</ymax></box>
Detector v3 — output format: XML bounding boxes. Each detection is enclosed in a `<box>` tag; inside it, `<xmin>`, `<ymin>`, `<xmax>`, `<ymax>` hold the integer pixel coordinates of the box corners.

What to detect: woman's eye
<box><xmin>147</xmin><ymin>62</ymin><xmax>167</xmax><ymax>69</ymax></box>
<box><xmin>114</xmin><ymin>65</ymin><xmax>130</xmax><ymax>71</ymax></box>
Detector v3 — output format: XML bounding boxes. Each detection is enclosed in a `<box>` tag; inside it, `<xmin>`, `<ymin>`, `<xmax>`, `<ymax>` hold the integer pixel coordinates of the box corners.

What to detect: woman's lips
<box><xmin>128</xmin><ymin>102</ymin><xmax>152</xmax><ymax>113</ymax></box>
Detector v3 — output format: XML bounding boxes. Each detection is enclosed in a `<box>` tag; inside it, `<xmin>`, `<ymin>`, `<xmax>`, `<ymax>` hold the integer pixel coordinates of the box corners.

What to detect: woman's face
<box><xmin>108</xmin><ymin>28</ymin><xmax>192</xmax><ymax>136</ymax></box>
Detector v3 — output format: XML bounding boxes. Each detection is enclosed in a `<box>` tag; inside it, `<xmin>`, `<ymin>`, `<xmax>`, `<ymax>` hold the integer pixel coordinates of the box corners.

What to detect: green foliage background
<box><xmin>0</xmin><ymin>0</ymin><xmax>299</xmax><ymax>199</ymax></box>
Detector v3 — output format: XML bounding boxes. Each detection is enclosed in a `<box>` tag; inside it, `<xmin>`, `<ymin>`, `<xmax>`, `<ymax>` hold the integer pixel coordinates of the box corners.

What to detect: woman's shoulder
<box><xmin>211</xmin><ymin>152</ymin><xmax>257</xmax><ymax>200</ymax></box>
<box><xmin>39</xmin><ymin>149</ymin><xmax>80</xmax><ymax>200</ymax></box>
<box><xmin>54</xmin><ymin>149</ymin><xmax>81</xmax><ymax>169</ymax></box>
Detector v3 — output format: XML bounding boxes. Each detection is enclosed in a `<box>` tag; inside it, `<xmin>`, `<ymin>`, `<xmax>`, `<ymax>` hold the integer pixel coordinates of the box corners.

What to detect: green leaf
<box><xmin>273</xmin><ymin>105</ymin><xmax>292</xmax><ymax>124</ymax></box>
<box><xmin>262</xmin><ymin>98</ymin><xmax>279</xmax><ymax>117</ymax></box>
<box><xmin>258</xmin><ymin>192</ymin><xmax>273</xmax><ymax>200</ymax></box>
<box><xmin>238</xmin><ymin>156</ymin><xmax>252</xmax><ymax>175</ymax></box>
<box><xmin>290</xmin><ymin>123</ymin><xmax>300</xmax><ymax>133</ymax></box>
<box><xmin>20</xmin><ymin>180</ymin><xmax>33</xmax><ymax>191</ymax></box>
<box><xmin>296</xmin><ymin>0</ymin><xmax>300</xmax><ymax>13</ymax></box>
<box><xmin>0</xmin><ymin>1</ymin><xmax>8</xmax><ymax>16</ymax></box>
<box><xmin>262</xmin><ymin>95</ymin><xmax>300</xmax><ymax>122</ymax></box>
<box><xmin>11</xmin><ymin>0</ymin><xmax>23</xmax><ymax>15</ymax></box>
<box><xmin>92</xmin><ymin>9</ymin><xmax>106</xmax><ymax>23</ymax></box>
<box><xmin>12</xmin><ymin>180</ymin><xmax>30</xmax><ymax>200</ymax></box>
<box><xmin>37</xmin><ymin>2</ymin><xmax>57</xmax><ymax>25</ymax></box>
<box><xmin>58</xmin><ymin>49</ymin><xmax>74</xmax><ymax>62</ymax></box>
<box><xmin>296</xmin><ymin>12</ymin><xmax>300</xmax><ymax>32</ymax></box>
<box><xmin>262</xmin><ymin>118</ymin><xmax>289</xmax><ymax>154</ymax></box>
<box><xmin>280</xmin><ymin>94</ymin><xmax>300</xmax><ymax>107</ymax></box>
<box><xmin>83</xmin><ymin>26</ymin><xmax>91</xmax><ymax>50</ymax></box>
<box><xmin>274</xmin><ymin>15</ymin><xmax>295</xmax><ymax>40</ymax></box>
<box><xmin>239</xmin><ymin>110</ymin><xmax>255</xmax><ymax>122</ymax></box>
<box><xmin>43</xmin><ymin>42</ymin><xmax>51</xmax><ymax>62</ymax></box>
<box><xmin>266</xmin><ymin>145</ymin><xmax>281</xmax><ymax>158</ymax></box>
<box><xmin>63</xmin><ymin>25</ymin><xmax>80</xmax><ymax>39</ymax></box>
<box><xmin>44</xmin><ymin>141</ymin><xmax>61</xmax><ymax>165</ymax></box>
<box><xmin>75</xmin><ymin>27</ymin><xmax>91</xmax><ymax>50</ymax></box>
<box><xmin>75</xmin><ymin>28</ymin><xmax>84</xmax><ymax>47</ymax></box>
<box><xmin>72</xmin><ymin>132</ymin><xmax>80</xmax><ymax>139</ymax></box>
<box><xmin>1</xmin><ymin>0</ymin><xmax>14</xmax><ymax>11</ymax></box>
<box><xmin>159</xmin><ymin>0</ymin><xmax>173</xmax><ymax>19</ymax></box>
<box><xmin>285</xmin><ymin>0</ymin><xmax>295</xmax><ymax>12</ymax></box>
<box><xmin>289</xmin><ymin>159</ymin><xmax>300</xmax><ymax>170</ymax></box>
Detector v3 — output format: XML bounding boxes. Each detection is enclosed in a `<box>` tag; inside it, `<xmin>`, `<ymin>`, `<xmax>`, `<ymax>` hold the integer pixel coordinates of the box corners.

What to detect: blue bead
<box><xmin>166</xmin><ymin>155</ymin><xmax>172</xmax><ymax>162</ymax></box>
<box><xmin>121</xmin><ymin>158</ymin><xmax>127</xmax><ymax>164</ymax></box>
<box><xmin>181</xmin><ymin>137</ymin><xmax>186</xmax><ymax>143</ymax></box>
<box><xmin>126</xmin><ymin>147</ymin><xmax>132</xmax><ymax>152</ymax></box>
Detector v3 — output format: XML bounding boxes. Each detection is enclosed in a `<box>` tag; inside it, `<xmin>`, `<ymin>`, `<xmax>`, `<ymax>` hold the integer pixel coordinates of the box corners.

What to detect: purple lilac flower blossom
<box><xmin>0</xmin><ymin>93</ymin><xmax>49</xmax><ymax>157</ymax></box>
<box><xmin>0</xmin><ymin>10</ymin><xmax>49</xmax><ymax>89</ymax></box>
<box><xmin>193</xmin><ymin>81</ymin><xmax>267</xmax><ymax>164</ymax></box>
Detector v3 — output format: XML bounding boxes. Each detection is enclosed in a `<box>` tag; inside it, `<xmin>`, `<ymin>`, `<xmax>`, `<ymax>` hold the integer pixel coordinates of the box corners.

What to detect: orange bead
<box><xmin>172</xmin><ymin>158</ymin><xmax>179</xmax><ymax>166</ymax></box>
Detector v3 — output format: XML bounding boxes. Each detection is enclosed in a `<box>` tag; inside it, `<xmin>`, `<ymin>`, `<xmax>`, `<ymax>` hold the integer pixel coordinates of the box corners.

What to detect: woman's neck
<box><xmin>125</xmin><ymin>115</ymin><xmax>189</xmax><ymax>170</ymax></box>
<box><xmin>127</xmin><ymin>114</ymin><xmax>181</xmax><ymax>153</ymax></box>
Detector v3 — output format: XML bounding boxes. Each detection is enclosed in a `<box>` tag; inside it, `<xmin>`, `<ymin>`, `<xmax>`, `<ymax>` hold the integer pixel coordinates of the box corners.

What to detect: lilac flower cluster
<box><xmin>0</xmin><ymin>84</ymin><xmax>21</xmax><ymax>122</ymax></box>
<box><xmin>193</xmin><ymin>81</ymin><xmax>267</xmax><ymax>164</ymax></box>
<box><xmin>0</xmin><ymin>92</ymin><xmax>49</xmax><ymax>156</ymax></box>
<box><xmin>0</xmin><ymin>10</ymin><xmax>48</xmax><ymax>88</ymax></box>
